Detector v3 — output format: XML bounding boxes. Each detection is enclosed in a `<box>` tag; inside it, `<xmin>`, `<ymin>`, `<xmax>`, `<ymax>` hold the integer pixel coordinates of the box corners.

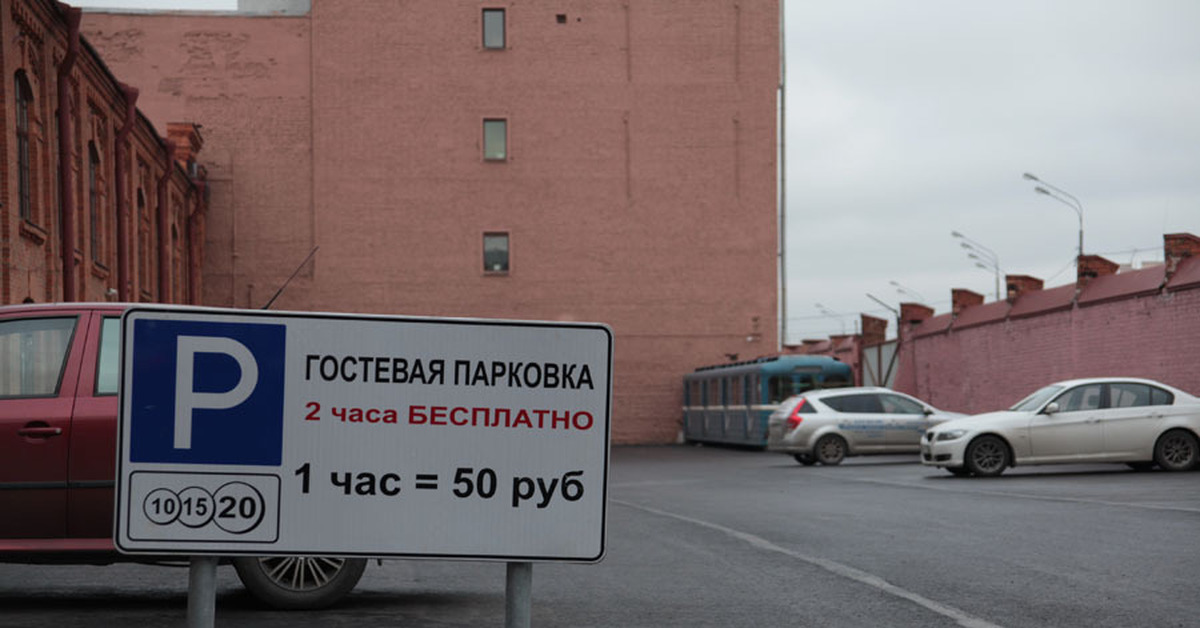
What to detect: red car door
<box><xmin>0</xmin><ymin>311</ymin><xmax>89</xmax><ymax>539</ymax></box>
<box><xmin>67</xmin><ymin>311</ymin><xmax>123</xmax><ymax>539</ymax></box>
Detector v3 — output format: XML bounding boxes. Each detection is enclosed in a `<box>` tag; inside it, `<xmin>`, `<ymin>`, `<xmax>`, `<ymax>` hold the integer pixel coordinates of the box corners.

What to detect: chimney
<box><xmin>1076</xmin><ymin>255</ymin><xmax>1119</xmax><ymax>289</ymax></box>
<box><xmin>951</xmin><ymin>289</ymin><xmax>984</xmax><ymax>316</ymax></box>
<box><xmin>860</xmin><ymin>314</ymin><xmax>887</xmax><ymax>346</ymax></box>
<box><xmin>898</xmin><ymin>303</ymin><xmax>933</xmax><ymax>343</ymax></box>
<box><xmin>1164</xmin><ymin>233</ymin><xmax>1200</xmax><ymax>281</ymax></box>
<box><xmin>1005</xmin><ymin>274</ymin><xmax>1044</xmax><ymax>303</ymax></box>
<box><xmin>899</xmin><ymin>303</ymin><xmax>933</xmax><ymax>325</ymax></box>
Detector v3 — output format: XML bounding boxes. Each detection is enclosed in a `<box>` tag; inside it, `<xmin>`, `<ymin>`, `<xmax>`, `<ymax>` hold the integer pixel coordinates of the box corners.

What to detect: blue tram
<box><xmin>682</xmin><ymin>355</ymin><xmax>853</xmax><ymax>447</ymax></box>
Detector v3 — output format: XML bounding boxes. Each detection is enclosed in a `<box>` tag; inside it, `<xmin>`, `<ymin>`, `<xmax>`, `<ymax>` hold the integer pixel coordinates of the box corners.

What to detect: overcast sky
<box><xmin>783</xmin><ymin>0</ymin><xmax>1200</xmax><ymax>342</ymax></box>
<box><xmin>71</xmin><ymin>0</ymin><xmax>1200</xmax><ymax>344</ymax></box>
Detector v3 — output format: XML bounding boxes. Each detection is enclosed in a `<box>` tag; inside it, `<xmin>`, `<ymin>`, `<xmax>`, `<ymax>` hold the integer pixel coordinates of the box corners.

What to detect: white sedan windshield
<box><xmin>1010</xmin><ymin>385</ymin><xmax>1064</xmax><ymax>412</ymax></box>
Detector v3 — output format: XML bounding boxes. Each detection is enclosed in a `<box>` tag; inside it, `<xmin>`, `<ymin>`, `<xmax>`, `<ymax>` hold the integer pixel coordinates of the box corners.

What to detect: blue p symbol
<box><xmin>130</xmin><ymin>318</ymin><xmax>286</xmax><ymax>466</ymax></box>
<box><xmin>174</xmin><ymin>336</ymin><xmax>259</xmax><ymax>450</ymax></box>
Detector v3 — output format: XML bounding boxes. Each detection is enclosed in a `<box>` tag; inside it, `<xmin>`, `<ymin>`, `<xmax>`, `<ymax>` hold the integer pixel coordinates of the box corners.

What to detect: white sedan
<box><xmin>921</xmin><ymin>378</ymin><xmax>1200</xmax><ymax>477</ymax></box>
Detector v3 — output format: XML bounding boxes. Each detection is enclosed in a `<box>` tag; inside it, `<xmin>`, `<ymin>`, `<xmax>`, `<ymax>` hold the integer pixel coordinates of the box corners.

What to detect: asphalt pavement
<box><xmin>3</xmin><ymin>445</ymin><xmax>1199</xmax><ymax>627</ymax></box>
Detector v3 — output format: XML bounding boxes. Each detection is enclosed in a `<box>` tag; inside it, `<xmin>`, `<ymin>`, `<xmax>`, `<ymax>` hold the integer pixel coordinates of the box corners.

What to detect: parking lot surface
<box><xmin>3</xmin><ymin>445</ymin><xmax>1199</xmax><ymax>627</ymax></box>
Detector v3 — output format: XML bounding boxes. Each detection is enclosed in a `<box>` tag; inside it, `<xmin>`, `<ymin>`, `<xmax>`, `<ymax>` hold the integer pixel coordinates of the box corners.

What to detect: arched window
<box><xmin>15</xmin><ymin>72</ymin><xmax>34</xmax><ymax>222</ymax></box>
<box><xmin>89</xmin><ymin>142</ymin><xmax>101</xmax><ymax>262</ymax></box>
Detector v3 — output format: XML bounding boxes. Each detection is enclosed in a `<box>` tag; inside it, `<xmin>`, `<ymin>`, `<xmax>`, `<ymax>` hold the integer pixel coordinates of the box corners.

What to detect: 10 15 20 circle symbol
<box><xmin>143</xmin><ymin>488</ymin><xmax>180</xmax><ymax>525</ymax></box>
<box><xmin>176</xmin><ymin>486</ymin><xmax>216</xmax><ymax>528</ymax></box>
<box><xmin>213</xmin><ymin>481</ymin><xmax>266</xmax><ymax>534</ymax></box>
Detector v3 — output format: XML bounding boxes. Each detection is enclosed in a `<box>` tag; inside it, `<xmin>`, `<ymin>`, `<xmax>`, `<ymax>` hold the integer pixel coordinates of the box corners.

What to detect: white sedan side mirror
<box><xmin>1043</xmin><ymin>402</ymin><xmax>1060</xmax><ymax>415</ymax></box>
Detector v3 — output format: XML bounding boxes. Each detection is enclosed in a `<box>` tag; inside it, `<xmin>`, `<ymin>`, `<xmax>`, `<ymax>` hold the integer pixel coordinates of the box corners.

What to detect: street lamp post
<box><xmin>951</xmin><ymin>231</ymin><xmax>1001</xmax><ymax>300</ymax></box>
<box><xmin>1023</xmin><ymin>173</ymin><xmax>1084</xmax><ymax>260</ymax></box>
<box><xmin>814</xmin><ymin>303</ymin><xmax>846</xmax><ymax>335</ymax></box>
<box><xmin>889</xmin><ymin>280</ymin><xmax>925</xmax><ymax>303</ymax></box>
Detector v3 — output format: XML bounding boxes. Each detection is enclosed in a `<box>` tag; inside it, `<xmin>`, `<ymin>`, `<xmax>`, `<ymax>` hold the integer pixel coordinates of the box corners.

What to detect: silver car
<box><xmin>767</xmin><ymin>387</ymin><xmax>962</xmax><ymax>466</ymax></box>
<box><xmin>921</xmin><ymin>378</ymin><xmax>1200</xmax><ymax>477</ymax></box>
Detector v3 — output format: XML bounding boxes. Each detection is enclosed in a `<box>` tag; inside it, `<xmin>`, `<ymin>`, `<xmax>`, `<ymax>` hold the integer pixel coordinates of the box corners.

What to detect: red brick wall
<box><xmin>82</xmin><ymin>1</ymin><xmax>781</xmax><ymax>444</ymax></box>
<box><xmin>81</xmin><ymin>11</ymin><xmax>312</xmax><ymax>307</ymax></box>
<box><xmin>2</xmin><ymin>0</ymin><xmax>201</xmax><ymax>305</ymax></box>
<box><xmin>2</xmin><ymin>0</ymin><xmax>60</xmax><ymax>303</ymax></box>
<box><xmin>895</xmin><ymin>286</ymin><xmax>1200</xmax><ymax>413</ymax></box>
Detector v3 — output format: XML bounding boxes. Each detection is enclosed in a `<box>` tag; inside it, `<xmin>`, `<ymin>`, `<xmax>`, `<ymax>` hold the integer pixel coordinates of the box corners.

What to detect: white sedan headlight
<box><xmin>935</xmin><ymin>429</ymin><xmax>968</xmax><ymax>441</ymax></box>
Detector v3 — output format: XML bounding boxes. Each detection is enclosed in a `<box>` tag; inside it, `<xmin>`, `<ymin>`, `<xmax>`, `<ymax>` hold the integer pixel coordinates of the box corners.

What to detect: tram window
<box><xmin>794</xmin><ymin>374</ymin><xmax>814</xmax><ymax>393</ymax></box>
<box><xmin>768</xmin><ymin>376</ymin><xmax>794</xmax><ymax>404</ymax></box>
<box><xmin>708</xmin><ymin>379</ymin><xmax>722</xmax><ymax>406</ymax></box>
<box><xmin>729</xmin><ymin>376</ymin><xmax>743</xmax><ymax>406</ymax></box>
<box><xmin>688</xmin><ymin>380</ymin><xmax>702</xmax><ymax>406</ymax></box>
<box><xmin>822</xmin><ymin>372</ymin><xmax>852</xmax><ymax>388</ymax></box>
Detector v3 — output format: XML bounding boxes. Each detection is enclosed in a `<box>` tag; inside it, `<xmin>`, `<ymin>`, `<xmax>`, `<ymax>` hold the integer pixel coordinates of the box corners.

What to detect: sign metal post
<box><xmin>506</xmin><ymin>561</ymin><xmax>532</xmax><ymax>628</ymax></box>
<box><xmin>187</xmin><ymin>556</ymin><xmax>218</xmax><ymax>628</ymax></box>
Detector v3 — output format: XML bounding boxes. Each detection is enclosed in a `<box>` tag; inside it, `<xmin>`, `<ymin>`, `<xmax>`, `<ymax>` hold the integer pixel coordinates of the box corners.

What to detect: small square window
<box><xmin>484</xmin><ymin>233</ymin><xmax>509</xmax><ymax>273</ymax></box>
<box><xmin>556</xmin><ymin>14</ymin><xmax>567</xmax><ymax>24</ymax></box>
<box><xmin>483</xmin><ymin>8</ymin><xmax>506</xmax><ymax>49</ymax></box>
<box><xmin>483</xmin><ymin>119</ymin><xmax>507</xmax><ymax>161</ymax></box>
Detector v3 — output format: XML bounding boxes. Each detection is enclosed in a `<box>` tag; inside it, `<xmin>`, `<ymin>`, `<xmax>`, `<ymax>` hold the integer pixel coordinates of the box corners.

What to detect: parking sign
<box><xmin>116</xmin><ymin>307</ymin><xmax>612</xmax><ymax>561</ymax></box>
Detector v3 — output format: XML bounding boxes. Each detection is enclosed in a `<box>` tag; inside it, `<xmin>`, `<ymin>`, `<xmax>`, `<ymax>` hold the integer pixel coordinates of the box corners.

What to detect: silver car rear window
<box><xmin>821</xmin><ymin>393</ymin><xmax>884</xmax><ymax>413</ymax></box>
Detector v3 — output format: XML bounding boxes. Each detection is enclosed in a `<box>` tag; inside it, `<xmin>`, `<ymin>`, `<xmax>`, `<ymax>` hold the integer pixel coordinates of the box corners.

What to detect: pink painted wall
<box><xmin>81</xmin><ymin>1</ymin><xmax>781</xmax><ymax>444</ymax></box>
<box><xmin>895</xmin><ymin>279</ymin><xmax>1200</xmax><ymax>415</ymax></box>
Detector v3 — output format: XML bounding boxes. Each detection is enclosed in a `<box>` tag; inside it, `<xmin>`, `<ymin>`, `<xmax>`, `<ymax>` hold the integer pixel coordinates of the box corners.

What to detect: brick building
<box><xmin>1</xmin><ymin>0</ymin><xmax>204</xmax><ymax>306</ymax></box>
<box><xmin>78</xmin><ymin>0</ymin><xmax>783</xmax><ymax>443</ymax></box>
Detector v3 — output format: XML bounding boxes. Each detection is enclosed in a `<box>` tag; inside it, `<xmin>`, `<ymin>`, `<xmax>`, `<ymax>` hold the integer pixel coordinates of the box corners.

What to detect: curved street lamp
<box><xmin>951</xmin><ymin>231</ymin><xmax>1001</xmax><ymax>300</ymax></box>
<box><xmin>889</xmin><ymin>280</ymin><xmax>925</xmax><ymax>302</ymax></box>
<box><xmin>1024</xmin><ymin>172</ymin><xmax>1084</xmax><ymax>260</ymax></box>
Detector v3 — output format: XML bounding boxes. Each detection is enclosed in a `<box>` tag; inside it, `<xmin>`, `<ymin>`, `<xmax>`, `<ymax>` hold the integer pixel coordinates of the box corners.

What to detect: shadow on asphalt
<box><xmin>918</xmin><ymin>467</ymin><xmax>1198</xmax><ymax>480</ymax></box>
<box><xmin>0</xmin><ymin>589</ymin><xmax>188</xmax><ymax>610</ymax></box>
<box><xmin>0</xmin><ymin>588</ymin><xmax>491</xmax><ymax>613</ymax></box>
<box><xmin>768</xmin><ymin>458</ymin><xmax>925</xmax><ymax>470</ymax></box>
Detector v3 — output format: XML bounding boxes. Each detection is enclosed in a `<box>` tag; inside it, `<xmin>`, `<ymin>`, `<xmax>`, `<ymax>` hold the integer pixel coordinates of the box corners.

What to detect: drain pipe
<box><xmin>184</xmin><ymin>184</ymin><xmax>204</xmax><ymax>305</ymax></box>
<box><xmin>56</xmin><ymin>4</ymin><xmax>82</xmax><ymax>301</ymax></box>
<box><xmin>157</xmin><ymin>141</ymin><xmax>176</xmax><ymax>302</ymax></box>
<box><xmin>115</xmin><ymin>83</ymin><xmax>139</xmax><ymax>302</ymax></box>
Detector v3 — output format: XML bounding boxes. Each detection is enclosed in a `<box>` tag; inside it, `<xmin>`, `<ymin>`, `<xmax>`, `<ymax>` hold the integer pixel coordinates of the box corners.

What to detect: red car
<box><xmin>0</xmin><ymin>302</ymin><xmax>365</xmax><ymax>609</ymax></box>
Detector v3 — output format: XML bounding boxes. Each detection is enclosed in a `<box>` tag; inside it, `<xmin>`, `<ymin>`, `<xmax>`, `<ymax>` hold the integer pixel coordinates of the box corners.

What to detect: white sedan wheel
<box><xmin>965</xmin><ymin>435</ymin><xmax>1009</xmax><ymax>477</ymax></box>
<box><xmin>1154</xmin><ymin>430</ymin><xmax>1199</xmax><ymax>472</ymax></box>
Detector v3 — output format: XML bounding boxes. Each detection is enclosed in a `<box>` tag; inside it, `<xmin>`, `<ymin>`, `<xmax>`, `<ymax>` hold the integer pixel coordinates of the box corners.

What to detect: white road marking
<box><xmin>615</xmin><ymin>499</ymin><xmax>1006</xmax><ymax>628</ymax></box>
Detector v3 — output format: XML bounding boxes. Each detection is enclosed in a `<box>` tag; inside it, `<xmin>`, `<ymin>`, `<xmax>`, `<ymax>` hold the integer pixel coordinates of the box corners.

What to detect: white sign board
<box><xmin>115</xmin><ymin>307</ymin><xmax>611</xmax><ymax>561</ymax></box>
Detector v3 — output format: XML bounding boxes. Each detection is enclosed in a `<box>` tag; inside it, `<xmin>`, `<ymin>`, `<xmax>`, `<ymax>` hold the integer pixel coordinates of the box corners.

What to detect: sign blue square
<box><xmin>129</xmin><ymin>319</ymin><xmax>287</xmax><ymax>466</ymax></box>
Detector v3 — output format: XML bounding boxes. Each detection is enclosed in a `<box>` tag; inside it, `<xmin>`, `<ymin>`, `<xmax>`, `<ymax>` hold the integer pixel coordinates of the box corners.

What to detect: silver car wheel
<box><xmin>1154</xmin><ymin>430</ymin><xmax>1199</xmax><ymax>472</ymax></box>
<box><xmin>965</xmin><ymin>435</ymin><xmax>1009</xmax><ymax>477</ymax></box>
<box><xmin>262</xmin><ymin>556</ymin><xmax>346</xmax><ymax>591</ymax></box>
<box><xmin>233</xmin><ymin>555</ymin><xmax>367</xmax><ymax>609</ymax></box>
<box><xmin>814</xmin><ymin>435</ymin><xmax>846</xmax><ymax>466</ymax></box>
